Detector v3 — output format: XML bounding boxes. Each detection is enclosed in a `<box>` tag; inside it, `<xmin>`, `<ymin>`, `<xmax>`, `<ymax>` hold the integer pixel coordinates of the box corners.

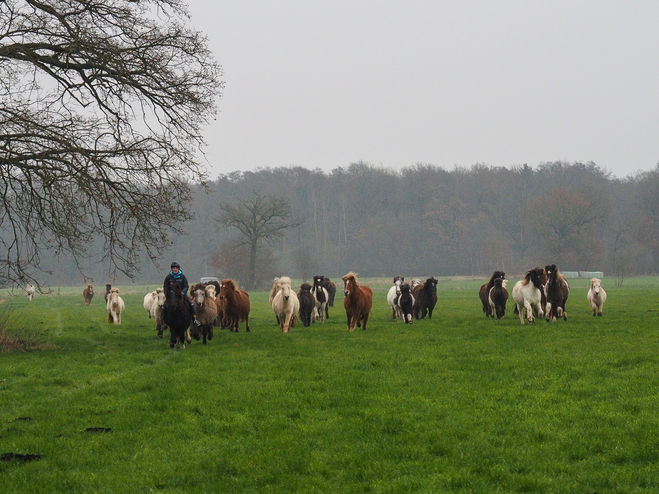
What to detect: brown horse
<box><xmin>83</xmin><ymin>284</ymin><xmax>94</xmax><ymax>306</ymax></box>
<box><xmin>341</xmin><ymin>272</ymin><xmax>373</xmax><ymax>332</ymax></box>
<box><xmin>544</xmin><ymin>264</ymin><xmax>569</xmax><ymax>322</ymax></box>
<box><xmin>219</xmin><ymin>279</ymin><xmax>251</xmax><ymax>332</ymax></box>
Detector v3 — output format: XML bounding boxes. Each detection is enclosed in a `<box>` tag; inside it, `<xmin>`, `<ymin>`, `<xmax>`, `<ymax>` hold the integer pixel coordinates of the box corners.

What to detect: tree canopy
<box><xmin>0</xmin><ymin>0</ymin><xmax>222</xmax><ymax>285</ymax></box>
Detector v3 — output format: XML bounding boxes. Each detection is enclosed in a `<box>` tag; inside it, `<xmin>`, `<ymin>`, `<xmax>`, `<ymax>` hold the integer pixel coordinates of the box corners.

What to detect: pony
<box><xmin>479</xmin><ymin>271</ymin><xmax>505</xmax><ymax>317</ymax></box>
<box><xmin>83</xmin><ymin>284</ymin><xmax>94</xmax><ymax>306</ymax></box>
<box><xmin>163</xmin><ymin>281</ymin><xmax>192</xmax><ymax>348</ymax></box>
<box><xmin>148</xmin><ymin>288</ymin><xmax>167</xmax><ymax>338</ymax></box>
<box><xmin>544</xmin><ymin>264</ymin><xmax>569</xmax><ymax>322</ymax></box>
<box><xmin>218</xmin><ymin>279</ymin><xmax>250</xmax><ymax>332</ymax></box>
<box><xmin>342</xmin><ymin>272</ymin><xmax>373</xmax><ymax>332</ymax></box>
<box><xmin>143</xmin><ymin>289</ymin><xmax>159</xmax><ymax>316</ymax></box>
<box><xmin>271</xmin><ymin>276</ymin><xmax>299</xmax><ymax>333</ymax></box>
<box><xmin>298</xmin><ymin>283</ymin><xmax>315</xmax><ymax>327</ymax></box>
<box><xmin>412</xmin><ymin>277</ymin><xmax>438</xmax><ymax>319</ymax></box>
<box><xmin>587</xmin><ymin>278</ymin><xmax>607</xmax><ymax>316</ymax></box>
<box><xmin>386</xmin><ymin>276</ymin><xmax>404</xmax><ymax>321</ymax></box>
<box><xmin>512</xmin><ymin>267</ymin><xmax>545</xmax><ymax>325</ymax></box>
<box><xmin>269</xmin><ymin>277</ymin><xmax>281</xmax><ymax>324</ymax></box>
<box><xmin>106</xmin><ymin>288</ymin><xmax>125</xmax><ymax>325</ymax></box>
<box><xmin>104</xmin><ymin>283</ymin><xmax>112</xmax><ymax>303</ymax></box>
<box><xmin>26</xmin><ymin>283</ymin><xmax>35</xmax><ymax>301</ymax></box>
<box><xmin>398</xmin><ymin>283</ymin><xmax>415</xmax><ymax>324</ymax></box>
<box><xmin>488</xmin><ymin>278</ymin><xmax>508</xmax><ymax>319</ymax></box>
<box><xmin>312</xmin><ymin>276</ymin><xmax>329</xmax><ymax>323</ymax></box>
<box><xmin>190</xmin><ymin>283</ymin><xmax>218</xmax><ymax>344</ymax></box>
<box><xmin>315</xmin><ymin>276</ymin><xmax>337</xmax><ymax>311</ymax></box>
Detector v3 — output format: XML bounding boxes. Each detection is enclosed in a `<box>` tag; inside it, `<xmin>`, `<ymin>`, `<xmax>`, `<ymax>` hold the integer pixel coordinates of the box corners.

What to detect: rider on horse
<box><xmin>163</xmin><ymin>261</ymin><xmax>200</xmax><ymax>327</ymax></box>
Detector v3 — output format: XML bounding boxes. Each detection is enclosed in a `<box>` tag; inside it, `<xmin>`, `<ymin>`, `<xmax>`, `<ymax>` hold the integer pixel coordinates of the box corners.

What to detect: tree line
<box><xmin>30</xmin><ymin>160</ymin><xmax>659</xmax><ymax>289</ymax></box>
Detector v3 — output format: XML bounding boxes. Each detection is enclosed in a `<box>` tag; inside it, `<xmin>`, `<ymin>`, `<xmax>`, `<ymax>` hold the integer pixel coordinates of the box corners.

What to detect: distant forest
<box><xmin>38</xmin><ymin>161</ymin><xmax>659</xmax><ymax>288</ymax></box>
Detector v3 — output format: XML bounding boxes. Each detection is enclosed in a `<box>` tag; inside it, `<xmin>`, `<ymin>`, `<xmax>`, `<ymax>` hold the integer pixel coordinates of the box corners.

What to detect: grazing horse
<box><xmin>312</xmin><ymin>276</ymin><xmax>329</xmax><ymax>323</ymax></box>
<box><xmin>83</xmin><ymin>284</ymin><xmax>94</xmax><ymax>306</ymax></box>
<box><xmin>413</xmin><ymin>277</ymin><xmax>438</xmax><ymax>319</ymax></box>
<box><xmin>298</xmin><ymin>283</ymin><xmax>315</xmax><ymax>327</ymax></box>
<box><xmin>163</xmin><ymin>281</ymin><xmax>192</xmax><ymax>348</ymax></box>
<box><xmin>587</xmin><ymin>278</ymin><xmax>607</xmax><ymax>316</ymax></box>
<box><xmin>488</xmin><ymin>278</ymin><xmax>508</xmax><ymax>319</ymax></box>
<box><xmin>398</xmin><ymin>283</ymin><xmax>415</xmax><ymax>324</ymax></box>
<box><xmin>512</xmin><ymin>267</ymin><xmax>545</xmax><ymax>325</ymax></box>
<box><xmin>386</xmin><ymin>276</ymin><xmax>404</xmax><ymax>321</ymax></box>
<box><xmin>190</xmin><ymin>284</ymin><xmax>218</xmax><ymax>344</ymax></box>
<box><xmin>272</xmin><ymin>276</ymin><xmax>299</xmax><ymax>333</ymax></box>
<box><xmin>219</xmin><ymin>279</ymin><xmax>250</xmax><ymax>332</ymax></box>
<box><xmin>342</xmin><ymin>272</ymin><xmax>373</xmax><ymax>332</ymax></box>
<box><xmin>106</xmin><ymin>288</ymin><xmax>125</xmax><ymax>325</ymax></box>
<box><xmin>479</xmin><ymin>271</ymin><xmax>505</xmax><ymax>317</ymax></box>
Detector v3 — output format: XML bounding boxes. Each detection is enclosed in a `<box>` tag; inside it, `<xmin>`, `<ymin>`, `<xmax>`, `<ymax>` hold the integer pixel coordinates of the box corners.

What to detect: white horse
<box><xmin>106</xmin><ymin>288</ymin><xmax>125</xmax><ymax>325</ymax></box>
<box><xmin>386</xmin><ymin>276</ymin><xmax>404</xmax><ymax>321</ymax></box>
<box><xmin>26</xmin><ymin>283</ymin><xmax>35</xmax><ymax>301</ymax></box>
<box><xmin>271</xmin><ymin>277</ymin><xmax>299</xmax><ymax>333</ymax></box>
<box><xmin>587</xmin><ymin>278</ymin><xmax>607</xmax><ymax>316</ymax></box>
<box><xmin>512</xmin><ymin>268</ymin><xmax>545</xmax><ymax>325</ymax></box>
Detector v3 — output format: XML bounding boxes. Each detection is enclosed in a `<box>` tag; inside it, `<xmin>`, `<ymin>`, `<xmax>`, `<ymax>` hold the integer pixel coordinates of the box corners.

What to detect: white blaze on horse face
<box><xmin>343</xmin><ymin>278</ymin><xmax>350</xmax><ymax>296</ymax></box>
<box><xmin>395</xmin><ymin>279</ymin><xmax>402</xmax><ymax>295</ymax></box>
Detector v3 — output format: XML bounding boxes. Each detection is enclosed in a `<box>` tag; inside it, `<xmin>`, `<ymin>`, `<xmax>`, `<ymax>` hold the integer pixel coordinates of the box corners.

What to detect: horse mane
<box><xmin>279</xmin><ymin>276</ymin><xmax>292</xmax><ymax>286</ymax></box>
<box><xmin>343</xmin><ymin>272</ymin><xmax>359</xmax><ymax>285</ymax></box>
<box><xmin>300</xmin><ymin>283</ymin><xmax>312</xmax><ymax>292</ymax></box>
<box><xmin>221</xmin><ymin>279</ymin><xmax>238</xmax><ymax>292</ymax></box>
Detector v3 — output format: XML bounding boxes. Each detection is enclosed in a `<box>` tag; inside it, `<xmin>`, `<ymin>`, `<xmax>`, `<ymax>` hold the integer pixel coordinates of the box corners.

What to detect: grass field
<box><xmin>2</xmin><ymin>277</ymin><xmax>659</xmax><ymax>493</ymax></box>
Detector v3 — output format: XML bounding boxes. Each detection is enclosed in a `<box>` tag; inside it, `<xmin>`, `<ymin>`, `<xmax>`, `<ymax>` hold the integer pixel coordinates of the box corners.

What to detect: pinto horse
<box><xmin>342</xmin><ymin>272</ymin><xmax>373</xmax><ymax>332</ymax></box>
<box><xmin>163</xmin><ymin>281</ymin><xmax>192</xmax><ymax>348</ymax></box>
<box><xmin>512</xmin><ymin>267</ymin><xmax>545</xmax><ymax>325</ymax></box>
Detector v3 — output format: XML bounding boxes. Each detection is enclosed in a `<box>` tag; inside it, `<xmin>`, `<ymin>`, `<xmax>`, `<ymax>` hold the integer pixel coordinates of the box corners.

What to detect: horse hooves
<box><xmin>598</xmin><ymin>312</ymin><xmax>603</xmax><ymax>316</ymax></box>
<box><xmin>169</xmin><ymin>341</ymin><xmax>175</xmax><ymax>348</ymax></box>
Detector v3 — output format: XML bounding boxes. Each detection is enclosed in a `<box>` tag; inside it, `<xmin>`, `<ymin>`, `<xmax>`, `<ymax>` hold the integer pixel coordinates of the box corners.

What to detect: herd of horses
<box><xmin>479</xmin><ymin>265</ymin><xmax>607</xmax><ymax>325</ymax></box>
<box><xmin>69</xmin><ymin>267</ymin><xmax>607</xmax><ymax>349</ymax></box>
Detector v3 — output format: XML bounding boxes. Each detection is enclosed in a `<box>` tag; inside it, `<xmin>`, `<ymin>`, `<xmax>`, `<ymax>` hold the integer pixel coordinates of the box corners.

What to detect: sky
<box><xmin>186</xmin><ymin>1</ymin><xmax>659</xmax><ymax>179</ymax></box>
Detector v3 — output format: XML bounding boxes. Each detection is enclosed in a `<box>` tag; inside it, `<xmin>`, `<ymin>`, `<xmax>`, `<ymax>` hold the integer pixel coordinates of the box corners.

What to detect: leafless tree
<box><xmin>216</xmin><ymin>193</ymin><xmax>302</xmax><ymax>290</ymax></box>
<box><xmin>0</xmin><ymin>0</ymin><xmax>222</xmax><ymax>285</ymax></box>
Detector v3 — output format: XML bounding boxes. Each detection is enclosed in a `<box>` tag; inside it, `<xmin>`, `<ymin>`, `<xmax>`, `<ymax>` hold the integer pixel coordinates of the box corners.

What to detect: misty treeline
<box><xmin>34</xmin><ymin>160</ymin><xmax>659</xmax><ymax>288</ymax></box>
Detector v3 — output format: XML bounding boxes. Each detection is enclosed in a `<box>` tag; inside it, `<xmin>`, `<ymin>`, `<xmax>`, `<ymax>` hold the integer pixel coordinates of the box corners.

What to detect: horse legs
<box><xmin>245</xmin><ymin>315</ymin><xmax>250</xmax><ymax>332</ymax></box>
<box><xmin>361</xmin><ymin>312</ymin><xmax>370</xmax><ymax>331</ymax></box>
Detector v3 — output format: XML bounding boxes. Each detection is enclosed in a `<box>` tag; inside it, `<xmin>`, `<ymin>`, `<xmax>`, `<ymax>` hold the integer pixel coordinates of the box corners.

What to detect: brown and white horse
<box><xmin>342</xmin><ymin>272</ymin><xmax>373</xmax><ymax>332</ymax></box>
<box><xmin>512</xmin><ymin>267</ymin><xmax>545</xmax><ymax>325</ymax></box>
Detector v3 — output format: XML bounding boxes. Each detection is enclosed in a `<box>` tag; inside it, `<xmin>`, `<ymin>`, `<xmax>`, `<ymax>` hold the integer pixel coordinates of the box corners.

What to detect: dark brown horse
<box><xmin>342</xmin><ymin>272</ymin><xmax>373</xmax><ymax>332</ymax></box>
<box><xmin>544</xmin><ymin>264</ymin><xmax>569</xmax><ymax>322</ymax></box>
<box><xmin>412</xmin><ymin>277</ymin><xmax>438</xmax><ymax>319</ymax></box>
<box><xmin>479</xmin><ymin>271</ymin><xmax>505</xmax><ymax>317</ymax></box>
<box><xmin>488</xmin><ymin>278</ymin><xmax>508</xmax><ymax>319</ymax></box>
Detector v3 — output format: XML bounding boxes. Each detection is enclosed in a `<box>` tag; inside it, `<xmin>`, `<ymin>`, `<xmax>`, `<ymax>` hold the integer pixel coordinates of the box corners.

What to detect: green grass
<box><xmin>2</xmin><ymin>278</ymin><xmax>659</xmax><ymax>493</ymax></box>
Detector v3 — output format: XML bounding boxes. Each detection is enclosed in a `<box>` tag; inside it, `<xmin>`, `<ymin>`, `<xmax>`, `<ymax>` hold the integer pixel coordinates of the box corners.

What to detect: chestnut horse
<box><xmin>342</xmin><ymin>272</ymin><xmax>373</xmax><ymax>332</ymax></box>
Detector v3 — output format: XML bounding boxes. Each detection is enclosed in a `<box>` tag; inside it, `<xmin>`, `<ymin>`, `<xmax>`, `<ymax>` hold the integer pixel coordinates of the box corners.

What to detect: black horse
<box><xmin>163</xmin><ymin>281</ymin><xmax>192</xmax><ymax>349</ymax></box>
<box><xmin>412</xmin><ymin>277</ymin><xmax>438</xmax><ymax>319</ymax></box>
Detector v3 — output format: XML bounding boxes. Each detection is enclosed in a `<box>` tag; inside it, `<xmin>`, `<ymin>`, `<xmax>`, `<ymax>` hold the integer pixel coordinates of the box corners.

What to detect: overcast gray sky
<box><xmin>187</xmin><ymin>1</ymin><xmax>659</xmax><ymax>179</ymax></box>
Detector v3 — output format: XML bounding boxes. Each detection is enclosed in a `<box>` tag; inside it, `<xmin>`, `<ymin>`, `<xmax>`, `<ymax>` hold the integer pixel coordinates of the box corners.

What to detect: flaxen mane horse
<box><xmin>479</xmin><ymin>271</ymin><xmax>505</xmax><ymax>317</ymax></box>
<box><xmin>342</xmin><ymin>272</ymin><xmax>373</xmax><ymax>332</ymax></box>
<box><xmin>587</xmin><ymin>278</ymin><xmax>607</xmax><ymax>316</ymax></box>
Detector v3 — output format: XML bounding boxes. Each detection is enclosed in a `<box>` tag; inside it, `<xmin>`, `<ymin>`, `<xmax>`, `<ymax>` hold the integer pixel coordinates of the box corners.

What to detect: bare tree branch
<box><xmin>0</xmin><ymin>0</ymin><xmax>223</xmax><ymax>285</ymax></box>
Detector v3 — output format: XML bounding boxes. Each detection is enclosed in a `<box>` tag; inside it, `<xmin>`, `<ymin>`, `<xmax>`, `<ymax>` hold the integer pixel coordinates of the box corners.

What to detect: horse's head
<box><xmin>401</xmin><ymin>283</ymin><xmax>410</xmax><ymax>295</ymax></box>
<box><xmin>591</xmin><ymin>278</ymin><xmax>601</xmax><ymax>294</ymax></box>
<box><xmin>528</xmin><ymin>267</ymin><xmax>545</xmax><ymax>291</ymax></box>
<box><xmin>545</xmin><ymin>264</ymin><xmax>558</xmax><ymax>281</ymax></box>
<box><xmin>300</xmin><ymin>283</ymin><xmax>312</xmax><ymax>294</ymax></box>
<box><xmin>191</xmin><ymin>286</ymin><xmax>206</xmax><ymax>307</ymax></box>
<box><xmin>394</xmin><ymin>277</ymin><xmax>403</xmax><ymax>295</ymax></box>
<box><xmin>165</xmin><ymin>280</ymin><xmax>183</xmax><ymax>307</ymax></box>
<box><xmin>425</xmin><ymin>277</ymin><xmax>438</xmax><ymax>296</ymax></box>
<box><xmin>342</xmin><ymin>272</ymin><xmax>357</xmax><ymax>296</ymax></box>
